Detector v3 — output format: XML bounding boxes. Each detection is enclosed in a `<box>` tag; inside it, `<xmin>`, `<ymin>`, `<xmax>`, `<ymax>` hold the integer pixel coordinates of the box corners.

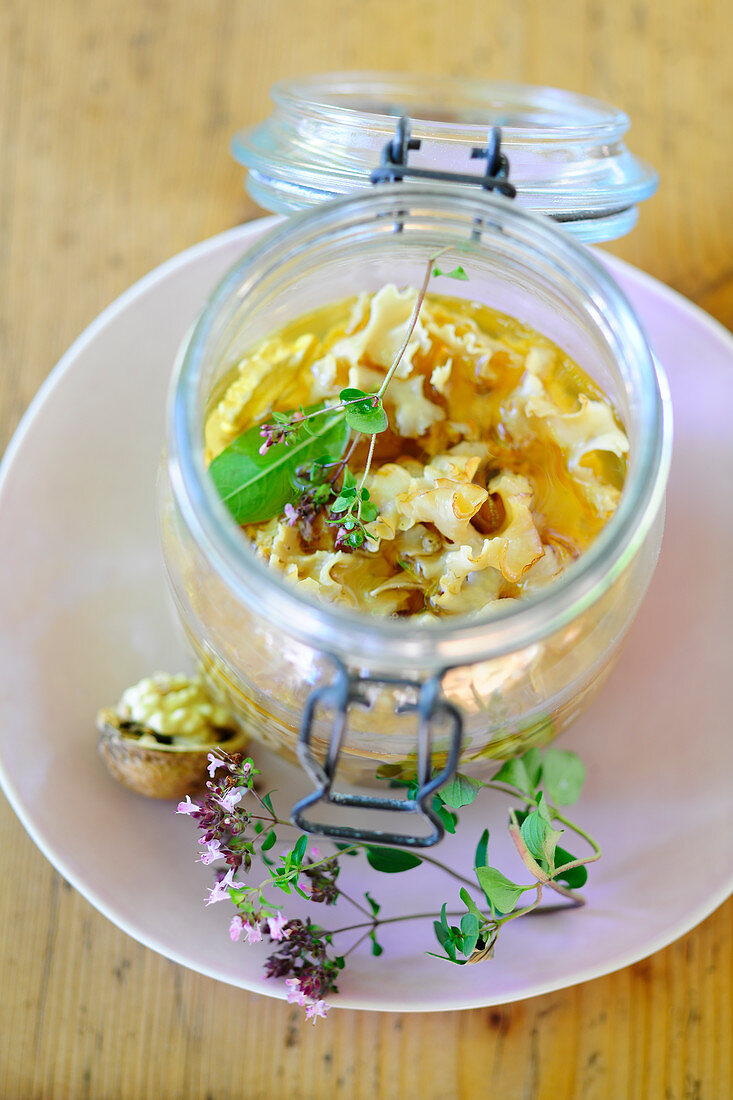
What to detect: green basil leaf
<box><xmin>360</xmin><ymin>501</ymin><xmax>378</xmax><ymax>523</ymax></box>
<box><xmin>542</xmin><ymin>749</ymin><xmax>586</xmax><ymax>806</ymax></box>
<box><xmin>365</xmin><ymin>846</ymin><xmax>422</xmax><ymax>873</ymax></box>
<box><xmin>439</xmin><ymin>773</ymin><xmax>483</xmax><ymax>809</ymax></box>
<box><xmin>330</xmin><ymin>496</ymin><xmax>351</xmax><ymax>513</ymax></box>
<box><xmin>209</xmin><ymin>407</ymin><xmax>349</xmax><ymax>524</ymax></box>
<box><xmin>476</xmin><ymin>867</ymin><xmax>525</xmax><ymax>915</ymax></box>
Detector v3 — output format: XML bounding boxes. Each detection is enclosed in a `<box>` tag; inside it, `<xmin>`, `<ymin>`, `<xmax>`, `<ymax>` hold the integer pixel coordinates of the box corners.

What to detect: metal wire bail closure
<box><xmin>369</xmin><ymin>116</ymin><xmax>516</xmax><ymax>198</ymax></box>
<box><xmin>291</xmin><ymin>659</ymin><xmax>463</xmax><ymax>848</ymax></box>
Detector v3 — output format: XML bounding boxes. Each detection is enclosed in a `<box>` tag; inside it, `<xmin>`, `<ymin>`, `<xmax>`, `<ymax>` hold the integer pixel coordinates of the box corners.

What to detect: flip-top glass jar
<box><xmin>162</xmin><ymin>185</ymin><xmax>670</xmax><ymax>784</ymax></box>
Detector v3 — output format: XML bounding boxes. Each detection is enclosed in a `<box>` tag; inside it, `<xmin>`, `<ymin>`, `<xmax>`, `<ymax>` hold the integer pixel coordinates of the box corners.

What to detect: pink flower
<box><xmin>217</xmin><ymin>788</ymin><xmax>243</xmax><ymax>813</ymax></box>
<box><xmin>176</xmin><ymin>795</ymin><xmax>199</xmax><ymax>815</ymax></box>
<box><xmin>267</xmin><ymin>914</ymin><xmax>290</xmax><ymax>941</ymax></box>
<box><xmin>284</xmin><ymin>503</ymin><xmax>298</xmax><ymax>526</ymax></box>
<box><xmin>305</xmin><ymin>999</ymin><xmax>329</xmax><ymax>1023</ymax></box>
<box><xmin>310</xmin><ymin>846</ymin><xmax>322</xmax><ymax>861</ymax></box>
<box><xmin>285</xmin><ymin>978</ymin><xmax>306</xmax><ymax>1006</ymax></box>
<box><xmin>198</xmin><ymin>839</ymin><xmax>223</xmax><ymax>866</ymax></box>
<box><xmin>207</xmin><ymin>753</ymin><xmax>228</xmax><ymax>778</ymax></box>
<box><xmin>242</xmin><ymin>922</ymin><xmax>263</xmax><ymax>945</ymax></box>
<box><xmin>205</xmin><ymin>867</ymin><xmax>244</xmax><ymax>907</ymax></box>
<box><xmin>229</xmin><ymin>915</ymin><xmax>245</xmax><ymax>942</ymax></box>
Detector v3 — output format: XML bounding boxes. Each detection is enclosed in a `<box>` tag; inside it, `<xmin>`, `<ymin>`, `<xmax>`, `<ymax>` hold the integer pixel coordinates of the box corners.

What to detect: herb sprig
<box><xmin>209</xmin><ymin>251</ymin><xmax>467</xmax><ymax>541</ymax></box>
<box><xmin>177</xmin><ymin>744</ymin><xmax>600</xmax><ymax>1020</ymax></box>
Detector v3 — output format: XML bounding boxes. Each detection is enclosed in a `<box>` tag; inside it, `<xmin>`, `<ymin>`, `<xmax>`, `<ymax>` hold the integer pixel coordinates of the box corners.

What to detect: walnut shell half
<box><xmin>96</xmin><ymin>708</ymin><xmax>248</xmax><ymax>800</ymax></box>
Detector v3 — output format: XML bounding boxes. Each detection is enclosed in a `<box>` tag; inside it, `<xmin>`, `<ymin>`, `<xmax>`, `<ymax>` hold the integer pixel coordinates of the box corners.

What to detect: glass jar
<box><xmin>231</xmin><ymin>73</ymin><xmax>658</xmax><ymax>243</ymax></box>
<box><xmin>161</xmin><ymin>184</ymin><xmax>672</xmax><ymax>813</ymax></box>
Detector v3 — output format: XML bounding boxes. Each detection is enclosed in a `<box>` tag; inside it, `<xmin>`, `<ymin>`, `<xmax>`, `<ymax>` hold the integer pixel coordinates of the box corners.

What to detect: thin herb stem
<box><xmin>414</xmin><ymin>851</ymin><xmax>482</xmax><ymax>892</ymax></box>
<box><xmin>356</xmin><ymin>432</ymin><xmax>377</xmax><ymax>517</ymax></box>
<box><xmin>328</xmin><ymin>433</ymin><xmax>361</xmax><ymax>487</ymax></box>
<box><xmin>375</xmin><ymin>248</ymin><xmax>449</xmax><ymax>401</ymax></box>
<box><xmin>319</xmin><ymin>893</ymin><xmax>584</xmax><ymax>939</ymax></box>
<box><xmin>335</xmin><ymin>888</ymin><xmax>373</xmax><ymax>919</ymax></box>
<box><xmin>341</xmin><ymin>928</ymin><xmax>373</xmax><ymax>960</ymax></box>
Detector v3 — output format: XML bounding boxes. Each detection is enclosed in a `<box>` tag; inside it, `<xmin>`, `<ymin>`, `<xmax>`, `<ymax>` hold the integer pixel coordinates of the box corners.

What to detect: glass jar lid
<box><xmin>231</xmin><ymin>72</ymin><xmax>658</xmax><ymax>244</ymax></box>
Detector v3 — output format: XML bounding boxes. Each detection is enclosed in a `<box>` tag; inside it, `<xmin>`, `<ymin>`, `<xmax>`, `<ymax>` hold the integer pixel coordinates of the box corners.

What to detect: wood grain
<box><xmin>0</xmin><ymin>1</ymin><xmax>731</xmax><ymax>1096</ymax></box>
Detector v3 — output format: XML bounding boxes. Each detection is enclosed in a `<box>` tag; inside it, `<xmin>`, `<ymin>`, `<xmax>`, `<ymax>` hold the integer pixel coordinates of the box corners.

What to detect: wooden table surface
<box><xmin>1</xmin><ymin>2</ymin><xmax>731</xmax><ymax>1097</ymax></box>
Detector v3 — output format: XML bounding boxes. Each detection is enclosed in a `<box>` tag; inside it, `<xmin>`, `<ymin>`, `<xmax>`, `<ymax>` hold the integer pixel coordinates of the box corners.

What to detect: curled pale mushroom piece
<box><xmin>96</xmin><ymin>673</ymin><xmax>246</xmax><ymax>799</ymax></box>
<box><xmin>331</xmin><ymin>284</ymin><xmax>431</xmax><ymax>378</ymax></box>
<box><xmin>204</xmin><ymin>335</ymin><xmax>316</xmax><ymax>459</ymax></box>
<box><xmin>347</xmin><ymin>363</ymin><xmax>445</xmax><ymax>438</ymax></box>
<box><xmin>487</xmin><ymin>472</ymin><xmax>545</xmax><ymax>583</ymax></box>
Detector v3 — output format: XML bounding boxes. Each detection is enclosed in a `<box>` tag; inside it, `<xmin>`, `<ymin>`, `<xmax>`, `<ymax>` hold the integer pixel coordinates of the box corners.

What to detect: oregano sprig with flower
<box><xmin>208</xmin><ymin>250</ymin><xmax>467</xmax><ymax>546</ymax></box>
<box><xmin>176</xmin><ymin>742</ymin><xmax>600</xmax><ymax>1020</ymax></box>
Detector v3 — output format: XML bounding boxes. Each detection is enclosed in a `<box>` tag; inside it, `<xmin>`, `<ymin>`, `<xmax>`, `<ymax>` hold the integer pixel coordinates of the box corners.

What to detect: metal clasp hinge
<box><xmin>370</xmin><ymin>115</ymin><xmax>516</xmax><ymax>199</ymax></box>
<box><xmin>290</xmin><ymin>659</ymin><xmax>463</xmax><ymax>849</ymax></box>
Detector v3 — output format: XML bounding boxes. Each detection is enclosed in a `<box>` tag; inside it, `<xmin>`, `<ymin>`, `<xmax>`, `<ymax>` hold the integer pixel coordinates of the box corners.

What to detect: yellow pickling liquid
<box><xmin>204</xmin><ymin>289</ymin><xmax>628</xmax><ymax>618</ymax></box>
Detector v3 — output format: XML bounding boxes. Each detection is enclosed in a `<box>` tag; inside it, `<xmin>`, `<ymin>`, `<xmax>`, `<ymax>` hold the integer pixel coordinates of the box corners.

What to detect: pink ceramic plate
<box><xmin>0</xmin><ymin>219</ymin><xmax>731</xmax><ymax>1012</ymax></box>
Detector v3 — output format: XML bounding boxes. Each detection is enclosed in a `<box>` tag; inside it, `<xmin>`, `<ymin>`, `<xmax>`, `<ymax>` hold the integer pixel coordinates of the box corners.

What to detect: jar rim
<box><xmin>169</xmin><ymin>186</ymin><xmax>672</xmax><ymax>671</ymax></box>
<box><xmin>231</xmin><ymin>72</ymin><xmax>658</xmax><ymax>243</ymax></box>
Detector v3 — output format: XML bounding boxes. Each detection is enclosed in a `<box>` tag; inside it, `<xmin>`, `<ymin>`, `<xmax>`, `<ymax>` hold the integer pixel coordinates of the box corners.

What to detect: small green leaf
<box><xmin>520</xmin><ymin>804</ymin><xmax>561</xmax><ymax>869</ymax></box>
<box><xmin>460</xmin><ymin>912</ymin><xmax>480</xmax><ymax>957</ymax></box>
<box><xmin>360</xmin><ymin>501</ymin><xmax>378</xmax><ymax>523</ymax></box>
<box><xmin>433</xmin><ymin>264</ymin><xmax>469</xmax><ymax>281</ymax></box>
<box><xmin>339</xmin><ymin>388</ymin><xmax>389</xmax><ymax>434</ymax></box>
<box><xmin>370</xmin><ymin>930</ymin><xmax>384</xmax><ymax>957</ymax></box>
<box><xmin>433</xmin><ymin>920</ymin><xmax>456</xmax><ymax>961</ymax></box>
<box><xmin>492</xmin><ymin>757</ymin><xmax>531</xmax><ymax>795</ymax></box>
<box><xmin>542</xmin><ymin>749</ymin><xmax>586</xmax><ymax>806</ymax></box>
<box><xmin>552</xmin><ymin>847</ymin><xmax>588</xmax><ymax>890</ymax></box>
<box><xmin>346</xmin><ymin>402</ymin><xmax>388</xmax><ymax>435</ymax></box>
<box><xmin>209</xmin><ymin>407</ymin><xmax>349</xmax><ymax>525</ymax></box>
<box><xmin>333</xmin><ymin>842</ymin><xmax>358</xmax><ymax>856</ymax></box>
<box><xmin>476</xmin><ymin>867</ymin><xmax>525</xmax><ymax>915</ymax></box>
<box><xmin>492</xmin><ymin>747</ymin><xmax>544</xmax><ymax>797</ymax></box>
<box><xmin>260</xmin><ymin>828</ymin><xmax>277</xmax><ymax>853</ymax></box>
<box><xmin>365</xmin><ymin>846</ymin><xmax>422</xmax><ymax>873</ymax></box>
<box><xmin>261</xmin><ymin>792</ymin><xmax>275</xmax><ymax>815</ymax></box>
<box><xmin>439</xmin><ymin>773</ymin><xmax>483</xmax><ymax>809</ymax></box>
<box><xmin>330</xmin><ymin>496</ymin><xmax>351</xmax><ymax>513</ymax></box>
<box><xmin>536</xmin><ymin>791</ymin><xmax>553</xmax><ymax>825</ymax></box>
<box><xmin>475</xmin><ymin>828</ymin><xmax>489</xmax><ymax>870</ymax></box>
<box><xmin>293</xmin><ymin>835</ymin><xmax>307</xmax><ymax>864</ymax></box>
<box><xmin>432</xmin><ymin>795</ymin><xmax>457</xmax><ymax>834</ymax></box>
<box><xmin>365</xmin><ymin>891</ymin><xmax>381</xmax><ymax>917</ymax></box>
<box><xmin>459</xmin><ymin>887</ymin><xmax>484</xmax><ymax>921</ymax></box>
